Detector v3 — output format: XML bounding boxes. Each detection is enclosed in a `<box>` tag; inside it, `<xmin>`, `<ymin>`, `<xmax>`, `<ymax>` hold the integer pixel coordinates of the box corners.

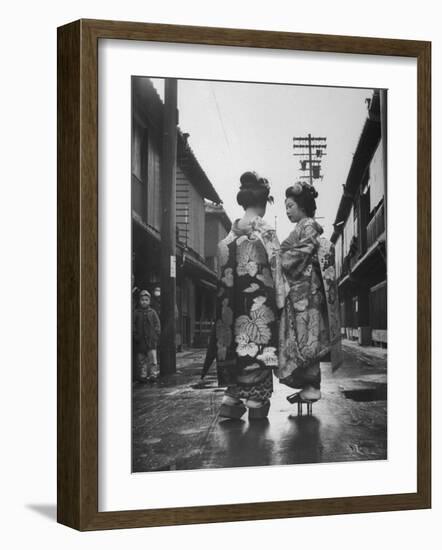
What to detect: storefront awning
<box><xmin>183</xmin><ymin>252</ymin><xmax>217</xmax><ymax>281</ymax></box>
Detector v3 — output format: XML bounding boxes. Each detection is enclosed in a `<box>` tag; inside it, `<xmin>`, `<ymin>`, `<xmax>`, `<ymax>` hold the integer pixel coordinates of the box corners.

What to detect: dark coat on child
<box><xmin>133</xmin><ymin>307</ymin><xmax>161</xmax><ymax>353</ymax></box>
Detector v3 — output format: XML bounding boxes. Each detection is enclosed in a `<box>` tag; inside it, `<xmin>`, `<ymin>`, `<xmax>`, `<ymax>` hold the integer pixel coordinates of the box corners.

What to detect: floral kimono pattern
<box><xmin>277</xmin><ymin>217</ymin><xmax>342</xmax><ymax>386</ymax></box>
<box><xmin>215</xmin><ymin>216</ymin><xmax>284</xmax><ymax>402</ymax></box>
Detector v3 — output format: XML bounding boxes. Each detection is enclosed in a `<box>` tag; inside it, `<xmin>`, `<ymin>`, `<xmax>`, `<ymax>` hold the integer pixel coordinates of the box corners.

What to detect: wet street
<box><xmin>132</xmin><ymin>340</ymin><xmax>387</xmax><ymax>472</ymax></box>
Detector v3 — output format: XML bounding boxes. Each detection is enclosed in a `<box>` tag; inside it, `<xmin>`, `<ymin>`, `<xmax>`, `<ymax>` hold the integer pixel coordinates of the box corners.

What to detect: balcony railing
<box><xmin>366</xmin><ymin>202</ymin><xmax>385</xmax><ymax>249</ymax></box>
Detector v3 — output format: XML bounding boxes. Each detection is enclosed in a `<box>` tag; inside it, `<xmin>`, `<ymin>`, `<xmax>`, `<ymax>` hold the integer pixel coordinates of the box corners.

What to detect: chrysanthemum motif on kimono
<box><xmin>237</xmin><ymin>261</ymin><xmax>258</xmax><ymax>277</ymax></box>
<box><xmin>236</xmin><ymin>235</ymin><xmax>267</xmax><ymax>277</ymax></box>
<box><xmin>235</xmin><ymin>333</ymin><xmax>249</xmax><ymax>345</ymax></box>
<box><xmin>237</xmin><ymin>340</ymin><xmax>259</xmax><ymax>358</ymax></box>
<box><xmin>235</xmin><ymin>297</ymin><xmax>275</xmax><ymax>346</ymax></box>
<box><xmin>257</xmin><ymin>346</ymin><xmax>278</xmax><ymax>366</ymax></box>
<box><xmin>250</xmin><ymin>295</ymin><xmax>267</xmax><ymax>311</ymax></box>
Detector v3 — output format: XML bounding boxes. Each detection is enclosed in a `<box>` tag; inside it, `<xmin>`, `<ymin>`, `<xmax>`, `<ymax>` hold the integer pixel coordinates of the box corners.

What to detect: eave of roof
<box><xmin>177</xmin><ymin>130</ymin><xmax>221</xmax><ymax>204</ymax></box>
<box><xmin>132</xmin><ymin>77</ymin><xmax>222</xmax><ymax>204</ymax></box>
<box><xmin>331</xmin><ymin>111</ymin><xmax>381</xmax><ymax>243</ymax></box>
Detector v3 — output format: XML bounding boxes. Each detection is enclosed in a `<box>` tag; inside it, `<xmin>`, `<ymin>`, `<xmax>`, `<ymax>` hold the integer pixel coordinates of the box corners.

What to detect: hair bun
<box><xmin>239</xmin><ymin>171</ymin><xmax>259</xmax><ymax>189</ymax></box>
<box><xmin>239</xmin><ymin>171</ymin><xmax>270</xmax><ymax>191</ymax></box>
<box><xmin>304</xmin><ymin>183</ymin><xmax>318</xmax><ymax>199</ymax></box>
<box><xmin>237</xmin><ymin>171</ymin><xmax>273</xmax><ymax>208</ymax></box>
<box><xmin>289</xmin><ymin>181</ymin><xmax>318</xmax><ymax>199</ymax></box>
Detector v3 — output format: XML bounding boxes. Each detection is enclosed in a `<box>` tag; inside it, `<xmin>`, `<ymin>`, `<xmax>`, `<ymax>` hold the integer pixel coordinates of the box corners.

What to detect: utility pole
<box><xmin>307</xmin><ymin>134</ymin><xmax>313</xmax><ymax>185</ymax></box>
<box><xmin>293</xmin><ymin>134</ymin><xmax>327</xmax><ymax>183</ymax></box>
<box><xmin>160</xmin><ymin>79</ymin><xmax>178</xmax><ymax>375</ymax></box>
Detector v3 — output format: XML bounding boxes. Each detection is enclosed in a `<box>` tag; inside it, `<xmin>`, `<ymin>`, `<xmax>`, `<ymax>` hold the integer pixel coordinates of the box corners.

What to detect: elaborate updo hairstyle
<box><xmin>285</xmin><ymin>181</ymin><xmax>318</xmax><ymax>218</ymax></box>
<box><xmin>236</xmin><ymin>171</ymin><xmax>274</xmax><ymax>210</ymax></box>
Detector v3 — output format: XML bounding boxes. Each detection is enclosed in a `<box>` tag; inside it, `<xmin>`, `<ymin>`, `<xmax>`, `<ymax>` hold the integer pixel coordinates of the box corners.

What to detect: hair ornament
<box><xmin>290</xmin><ymin>181</ymin><xmax>318</xmax><ymax>199</ymax></box>
<box><xmin>257</xmin><ymin>176</ymin><xmax>270</xmax><ymax>190</ymax></box>
<box><xmin>291</xmin><ymin>182</ymin><xmax>303</xmax><ymax>195</ymax></box>
<box><xmin>240</xmin><ymin>171</ymin><xmax>270</xmax><ymax>189</ymax></box>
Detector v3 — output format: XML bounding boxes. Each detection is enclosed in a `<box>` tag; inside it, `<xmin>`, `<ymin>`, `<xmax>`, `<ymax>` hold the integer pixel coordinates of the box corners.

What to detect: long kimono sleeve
<box><xmin>280</xmin><ymin>220</ymin><xmax>320</xmax><ymax>278</ymax></box>
<box><xmin>258</xmin><ymin>225</ymin><xmax>287</xmax><ymax>310</ymax></box>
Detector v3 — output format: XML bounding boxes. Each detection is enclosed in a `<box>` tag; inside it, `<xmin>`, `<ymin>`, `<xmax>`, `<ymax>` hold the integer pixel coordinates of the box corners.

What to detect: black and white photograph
<box><xmin>131</xmin><ymin>76</ymin><xmax>388</xmax><ymax>473</ymax></box>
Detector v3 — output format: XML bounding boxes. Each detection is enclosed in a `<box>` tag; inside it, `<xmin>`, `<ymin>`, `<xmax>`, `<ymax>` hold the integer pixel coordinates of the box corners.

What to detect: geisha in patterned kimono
<box><xmin>277</xmin><ymin>182</ymin><xmax>342</xmax><ymax>411</ymax></box>
<box><xmin>215</xmin><ymin>172</ymin><xmax>285</xmax><ymax>420</ymax></box>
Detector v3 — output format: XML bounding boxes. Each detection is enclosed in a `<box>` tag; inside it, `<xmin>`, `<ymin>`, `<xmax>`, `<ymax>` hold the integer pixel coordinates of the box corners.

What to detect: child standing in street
<box><xmin>133</xmin><ymin>290</ymin><xmax>161</xmax><ymax>382</ymax></box>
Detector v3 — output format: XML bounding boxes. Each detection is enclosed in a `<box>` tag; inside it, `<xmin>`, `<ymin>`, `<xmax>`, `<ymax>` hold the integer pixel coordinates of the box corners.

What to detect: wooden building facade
<box><xmin>132</xmin><ymin>77</ymin><xmax>230</xmax><ymax>349</ymax></box>
<box><xmin>331</xmin><ymin>90</ymin><xmax>387</xmax><ymax>347</ymax></box>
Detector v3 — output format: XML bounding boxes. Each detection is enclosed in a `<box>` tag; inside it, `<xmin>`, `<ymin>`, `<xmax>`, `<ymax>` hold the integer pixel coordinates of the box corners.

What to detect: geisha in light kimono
<box><xmin>215</xmin><ymin>172</ymin><xmax>285</xmax><ymax>420</ymax></box>
<box><xmin>277</xmin><ymin>182</ymin><xmax>342</xmax><ymax>413</ymax></box>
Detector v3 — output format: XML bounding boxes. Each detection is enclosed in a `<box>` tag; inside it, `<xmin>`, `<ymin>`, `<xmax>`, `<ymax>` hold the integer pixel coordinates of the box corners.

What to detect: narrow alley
<box><xmin>132</xmin><ymin>341</ymin><xmax>387</xmax><ymax>472</ymax></box>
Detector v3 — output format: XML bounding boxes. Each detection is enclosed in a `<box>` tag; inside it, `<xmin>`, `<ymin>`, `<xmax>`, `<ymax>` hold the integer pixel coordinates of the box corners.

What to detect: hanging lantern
<box><xmin>300</xmin><ymin>160</ymin><xmax>307</xmax><ymax>170</ymax></box>
<box><xmin>312</xmin><ymin>165</ymin><xmax>321</xmax><ymax>179</ymax></box>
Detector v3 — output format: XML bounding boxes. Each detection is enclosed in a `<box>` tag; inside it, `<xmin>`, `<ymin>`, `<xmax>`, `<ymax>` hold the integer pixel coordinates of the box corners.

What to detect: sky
<box><xmin>150</xmin><ymin>77</ymin><xmax>373</xmax><ymax>241</ymax></box>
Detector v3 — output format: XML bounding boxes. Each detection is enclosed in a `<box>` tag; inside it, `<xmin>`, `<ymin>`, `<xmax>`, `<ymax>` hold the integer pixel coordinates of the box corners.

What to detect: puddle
<box><xmin>178</xmin><ymin>428</ymin><xmax>203</xmax><ymax>435</ymax></box>
<box><xmin>190</xmin><ymin>383</ymin><xmax>224</xmax><ymax>391</ymax></box>
<box><xmin>342</xmin><ymin>383</ymin><xmax>387</xmax><ymax>402</ymax></box>
<box><xmin>143</xmin><ymin>437</ymin><xmax>162</xmax><ymax>444</ymax></box>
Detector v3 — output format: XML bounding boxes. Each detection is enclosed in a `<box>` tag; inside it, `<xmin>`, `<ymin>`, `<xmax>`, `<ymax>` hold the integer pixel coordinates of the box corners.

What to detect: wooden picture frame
<box><xmin>57</xmin><ymin>18</ymin><xmax>431</xmax><ymax>530</ymax></box>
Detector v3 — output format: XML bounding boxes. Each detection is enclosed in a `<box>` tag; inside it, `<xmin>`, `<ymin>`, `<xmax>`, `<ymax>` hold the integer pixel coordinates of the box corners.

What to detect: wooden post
<box><xmin>160</xmin><ymin>79</ymin><xmax>178</xmax><ymax>375</ymax></box>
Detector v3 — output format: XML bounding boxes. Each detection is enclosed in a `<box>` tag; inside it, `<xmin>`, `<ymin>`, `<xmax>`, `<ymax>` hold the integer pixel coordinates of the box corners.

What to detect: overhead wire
<box><xmin>209</xmin><ymin>83</ymin><xmax>240</xmax><ymax>197</ymax></box>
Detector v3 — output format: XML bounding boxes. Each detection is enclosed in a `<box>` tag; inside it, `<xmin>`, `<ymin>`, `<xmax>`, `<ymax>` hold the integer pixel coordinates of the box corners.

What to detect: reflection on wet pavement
<box><xmin>132</xmin><ymin>345</ymin><xmax>387</xmax><ymax>472</ymax></box>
